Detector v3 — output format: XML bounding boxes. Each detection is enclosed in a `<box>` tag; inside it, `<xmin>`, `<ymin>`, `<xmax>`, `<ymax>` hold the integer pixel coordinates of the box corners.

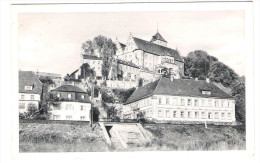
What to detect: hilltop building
<box><xmin>19</xmin><ymin>71</ymin><xmax>43</xmax><ymax>113</ymax></box>
<box><xmin>50</xmin><ymin>85</ymin><xmax>91</xmax><ymax>121</ymax></box>
<box><xmin>121</xmin><ymin>77</ymin><xmax>236</xmax><ymax>124</ymax></box>
<box><xmin>110</xmin><ymin>32</ymin><xmax>184</xmax><ymax>81</ymax></box>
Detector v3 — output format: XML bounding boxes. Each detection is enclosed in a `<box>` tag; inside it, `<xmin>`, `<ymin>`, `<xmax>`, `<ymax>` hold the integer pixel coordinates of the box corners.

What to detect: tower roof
<box><xmin>150</xmin><ymin>32</ymin><xmax>167</xmax><ymax>43</ymax></box>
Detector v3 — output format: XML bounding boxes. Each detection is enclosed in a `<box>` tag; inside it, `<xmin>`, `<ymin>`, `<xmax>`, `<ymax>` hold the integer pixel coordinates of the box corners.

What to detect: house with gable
<box><xmin>50</xmin><ymin>85</ymin><xmax>91</xmax><ymax>121</ymax></box>
<box><xmin>122</xmin><ymin>77</ymin><xmax>236</xmax><ymax>123</ymax></box>
<box><xmin>19</xmin><ymin>71</ymin><xmax>43</xmax><ymax>113</ymax></box>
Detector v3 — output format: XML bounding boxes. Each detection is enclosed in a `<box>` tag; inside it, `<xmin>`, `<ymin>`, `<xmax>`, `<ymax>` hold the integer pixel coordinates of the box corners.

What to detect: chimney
<box><xmin>206</xmin><ymin>78</ymin><xmax>210</xmax><ymax>83</ymax></box>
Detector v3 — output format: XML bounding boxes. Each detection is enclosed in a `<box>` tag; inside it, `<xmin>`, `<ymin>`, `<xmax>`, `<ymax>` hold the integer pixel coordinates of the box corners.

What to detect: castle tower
<box><xmin>150</xmin><ymin>32</ymin><xmax>167</xmax><ymax>47</ymax></box>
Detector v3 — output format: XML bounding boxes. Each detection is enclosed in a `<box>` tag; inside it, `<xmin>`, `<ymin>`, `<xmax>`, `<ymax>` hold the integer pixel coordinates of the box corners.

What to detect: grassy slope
<box><xmin>19</xmin><ymin>122</ymin><xmax>246</xmax><ymax>152</ymax></box>
<box><xmin>19</xmin><ymin>123</ymin><xmax>114</xmax><ymax>152</ymax></box>
<box><xmin>142</xmin><ymin>124</ymin><xmax>246</xmax><ymax>151</ymax></box>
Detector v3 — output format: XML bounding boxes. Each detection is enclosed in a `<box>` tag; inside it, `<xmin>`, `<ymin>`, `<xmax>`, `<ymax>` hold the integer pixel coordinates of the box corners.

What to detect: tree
<box><xmin>184</xmin><ymin>50</ymin><xmax>218</xmax><ymax>79</ymax></box>
<box><xmin>80</xmin><ymin>63</ymin><xmax>95</xmax><ymax>79</ymax></box>
<box><xmin>231</xmin><ymin>82</ymin><xmax>245</xmax><ymax>123</ymax></box>
<box><xmin>39</xmin><ymin>76</ymin><xmax>55</xmax><ymax>85</ymax></box>
<box><xmin>208</xmin><ymin>62</ymin><xmax>240</xmax><ymax>88</ymax></box>
<box><xmin>81</xmin><ymin>35</ymin><xmax>117</xmax><ymax>78</ymax></box>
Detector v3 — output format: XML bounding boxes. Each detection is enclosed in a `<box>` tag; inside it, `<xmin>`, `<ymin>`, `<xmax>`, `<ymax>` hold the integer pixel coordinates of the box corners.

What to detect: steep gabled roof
<box><xmin>150</xmin><ymin>32</ymin><xmax>167</xmax><ymax>43</ymax></box>
<box><xmin>19</xmin><ymin>71</ymin><xmax>43</xmax><ymax>94</ymax></box>
<box><xmin>132</xmin><ymin>37</ymin><xmax>183</xmax><ymax>62</ymax></box>
<box><xmin>125</xmin><ymin>77</ymin><xmax>234</xmax><ymax>104</ymax></box>
<box><xmin>52</xmin><ymin>85</ymin><xmax>86</xmax><ymax>93</ymax></box>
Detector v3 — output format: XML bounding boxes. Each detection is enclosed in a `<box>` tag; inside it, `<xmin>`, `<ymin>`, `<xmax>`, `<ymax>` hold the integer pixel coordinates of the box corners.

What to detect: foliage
<box><xmin>112</xmin><ymin>87</ymin><xmax>136</xmax><ymax>103</ymax></box>
<box><xmin>80</xmin><ymin>63</ymin><xmax>95</xmax><ymax>79</ymax></box>
<box><xmin>39</xmin><ymin>76</ymin><xmax>55</xmax><ymax>85</ymax></box>
<box><xmin>106</xmin><ymin>106</ymin><xmax>117</xmax><ymax>118</ymax></box>
<box><xmin>208</xmin><ymin>62</ymin><xmax>240</xmax><ymax>88</ymax></box>
<box><xmin>40</xmin><ymin>85</ymin><xmax>60</xmax><ymax>115</ymax></box>
<box><xmin>81</xmin><ymin>35</ymin><xmax>117</xmax><ymax>78</ymax></box>
<box><xmin>231</xmin><ymin>82</ymin><xmax>246</xmax><ymax>123</ymax></box>
<box><xmin>19</xmin><ymin>103</ymin><xmax>38</xmax><ymax>119</ymax></box>
<box><xmin>162</xmin><ymin>67</ymin><xmax>171</xmax><ymax>78</ymax></box>
<box><xmin>184</xmin><ymin>50</ymin><xmax>218</xmax><ymax>80</ymax></box>
<box><xmin>101</xmin><ymin>91</ymin><xmax>115</xmax><ymax>103</ymax></box>
<box><xmin>137</xmin><ymin>111</ymin><xmax>146</xmax><ymax>123</ymax></box>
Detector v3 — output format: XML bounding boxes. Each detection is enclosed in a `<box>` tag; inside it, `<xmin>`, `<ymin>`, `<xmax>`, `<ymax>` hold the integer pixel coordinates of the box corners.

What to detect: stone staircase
<box><xmin>100</xmin><ymin>123</ymin><xmax>151</xmax><ymax>150</ymax></box>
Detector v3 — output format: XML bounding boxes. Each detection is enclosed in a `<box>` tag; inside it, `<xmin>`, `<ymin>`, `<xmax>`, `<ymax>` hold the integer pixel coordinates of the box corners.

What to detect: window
<box><xmin>215</xmin><ymin>101</ymin><xmax>219</xmax><ymax>107</ymax></box>
<box><xmin>68</xmin><ymin>93</ymin><xmax>72</xmax><ymax>99</ymax></box>
<box><xmin>181</xmin><ymin>99</ymin><xmax>185</xmax><ymax>106</ymax></box>
<box><xmin>57</xmin><ymin>93</ymin><xmax>61</xmax><ymax>98</ymax></box>
<box><xmin>221</xmin><ymin>112</ymin><xmax>225</xmax><ymax>119</ymax></box>
<box><xmin>24</xmin><ymin>86</ymin><xmax>33</xmax><ymax>90</ymax></box>
<box><xmin>195</xmin><ymin>111</ymin><xmax>199</xmax><ymax>119</ymax></box>
<box><xmin>19</xmin><ymin>103</ymin><xmax>25</xmax><ymax>109</ymax></box>
<box><xmin>158</xmin><ymin>98</ymin><xmax>162</xmax><ymax>104</ymax></box>
<box><xmin>173</xmin><ymin>111</ymin><xmax>177</xmax><ymax>118</ymax></box>
<box><xmin>208</xmin><ymin>112</ymin><xmax>212</xmax><ymax>119</ymax></box>
<box><xmin>81</xmin><ymin>95</ymin><xmax>85</xmax><ymax>99</ymax></box>
<box><xmin>150</xmin><ymin>110</ymin><xmax>153</xmax><ymax>116</ymax></box>
<box><xmin>202</xmin><ymin>91</ymin><xmax>211</xmax><ymax>95</ymax></box>
<box><xmin>31</xmin><ymin>95</ymin><xmax>34</xmax><ymax>100</ymax></box>
<box><xmin>187</xmin><ymin>111</ymin><xmax>191</xmax><ymax>118</ymax></box>
<box><xmin>21</xmin><ymin>94</ymin><xmax>25</xmax><ymax>100</ymax></box>
<box><xmin>81</xmin><ymin>105</ymin><xmax>86</xmax><ymax>111</ymax></box>
<box><xmin>66</xmin><ymin>104</ymin><xmax>73</xmax><ymax>110</ymax></box>
<box><xmin>194</xmin><ymin>99</ymin><xmax>199</xmax><ymax>107</ymax></box>
<box><xmin>227</xmin><ymin>112</ymin><xmax>231</xmax><ymax>119</ymax></box>
<box><xmin>201</xmin><ymin>99</ymin><xmax>205</xmax><ymax>107</ymax></box>
<box><xmin>215</xmin><ymin>112</ymin><xmax>219</xmax><ymax>119</ymax></box>
<box><xmin>66</xmin><ymin>115</ymin><xmax>72</xmax><ymax>120</ymax></box>
<box><xmin>221</xmin><ymin>100</ymin><xmax>224</xmax><ymax>108</ymax></box>
<box><xmin>227</xmin><ymin>102</ymin><xmax>230</xmax><ymax>108</ymax></box>
<box><xmin>80</xmin><ymin>116</ymin><xmax>86</xmax><ymax>120</ymax></box>
<box><xmin>173</xmin><ymin>98</ymin><xmax>178</xmax><ymax>105</ymax></box>
<box><xmin>208</xmin><ymin>100</ymin><xmax>212</xmax><ymax>107</ymax></box>
<box><xmin>158</xmin><ymin>110</ymin><xmax>163</xmax><ymax>117</ymax></box>
<box><xmin>187</xmin><ymin>99</ymin><xmax>192</xmax><ymax>106</ymax></box>
<box><xmin>166</xmin><ymin>98</ymin><xmax>169</xmax><ymax>104</ymax></box>
<box><xmin>201</xmin><ymin>112</ymin><xmax>206</xmax><ymax>119</ymax></box>
<box><xmin>166</xmin><ymin>110</ymin><xmax>170</xmax><ymax>118</ymax></box>
<box><xmin>180</xmin><ymin>111</ymin><xmax>184</xmax><ymax>118</ymax></box>
<box><xmin>53</xmin><ymin>115</ymin><xmax>61</xmax><ymax>120</ymax></box>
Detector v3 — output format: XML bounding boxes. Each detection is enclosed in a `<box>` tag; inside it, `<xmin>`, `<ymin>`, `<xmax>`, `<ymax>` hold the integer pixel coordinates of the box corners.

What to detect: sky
<box><xmin>18</xmin><ymin>11</ymin><xmax>245</xmax><ymax>77</ymax></box>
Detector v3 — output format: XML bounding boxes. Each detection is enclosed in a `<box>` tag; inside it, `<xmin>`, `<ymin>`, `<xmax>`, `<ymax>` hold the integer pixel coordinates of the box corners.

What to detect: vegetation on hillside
<box><xmin>81</xmin><ymin>35</ymin><xmax>117</xmax><ymax>78</ymax></box>
<box><xmin>183</xmin><ymin>50</ymin><xmax>245</xmax><ymax>123</ymax></box>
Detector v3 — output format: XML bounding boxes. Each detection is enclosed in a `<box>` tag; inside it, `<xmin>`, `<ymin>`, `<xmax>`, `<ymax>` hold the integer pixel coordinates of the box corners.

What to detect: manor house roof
<box><xmin>132</xmin><ymin>37</ymin><xmax>183</xmax><ymax>62</ymax></box>
<box><xmin>125</xmin><ymin>77</ymin><xmax>234</xmax><ymax>104</ymax></box>
<box><xmin>52</xmin><ymin>85</ymin><xmax>86</xmax><ymax>93</ymax></box>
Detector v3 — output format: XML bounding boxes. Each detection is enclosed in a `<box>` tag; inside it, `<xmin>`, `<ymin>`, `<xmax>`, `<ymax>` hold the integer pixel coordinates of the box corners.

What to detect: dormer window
<box><xmin>25</xmin><ymin>86</ymin><xmax>33</xmax><ymax>90</ymax></box>
<box><xmin>202</xmin><ymin>91</ymin><xmax>211</xmax><ymax>95</ymax></box>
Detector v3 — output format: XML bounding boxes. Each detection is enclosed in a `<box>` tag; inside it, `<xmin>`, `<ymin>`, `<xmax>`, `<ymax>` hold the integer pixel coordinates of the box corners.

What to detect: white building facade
<box><xmin>19</xmin><ymin>71</ymin><xmax>43</xmax><ymax>114</ymax></box>
<box><xmin>122</xmin><ymin>77</ymin><xmax>236</xmax><ymax>124</ymax></box>
<box><xmin>50</xmin><ymin>85</ymin><xmax>92</xmax><ymax>121</ymax></box>
<box><xmin>50</xmin><ymin>101</ymin><xmax>91</xmax><ymax>121</ymax></box>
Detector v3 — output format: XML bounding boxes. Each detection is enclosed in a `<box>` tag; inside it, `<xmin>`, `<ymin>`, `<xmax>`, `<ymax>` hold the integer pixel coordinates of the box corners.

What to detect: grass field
<box><xmin>142</xmin><ymin>123</ymin><xmax>246</xmax><ymax>151</ymax></box>
<box><xmin>19</xmin><ymin>122</ymin><xmax>245</xmax><ymax>152</ymax></box>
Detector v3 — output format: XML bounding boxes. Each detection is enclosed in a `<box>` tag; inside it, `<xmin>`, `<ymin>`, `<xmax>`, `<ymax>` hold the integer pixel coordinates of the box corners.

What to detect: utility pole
<box><xmin>91</xmin><ymin>81</ymin><xmax>94</xmax><ymax>128</ymax></box>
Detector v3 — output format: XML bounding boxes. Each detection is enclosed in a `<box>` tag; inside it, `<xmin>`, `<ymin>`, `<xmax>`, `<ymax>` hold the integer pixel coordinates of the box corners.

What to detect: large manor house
<box><xmin>18</xmin><ymin>31</ymin><xmax>236</xmax><ymax>124</ymax></box>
